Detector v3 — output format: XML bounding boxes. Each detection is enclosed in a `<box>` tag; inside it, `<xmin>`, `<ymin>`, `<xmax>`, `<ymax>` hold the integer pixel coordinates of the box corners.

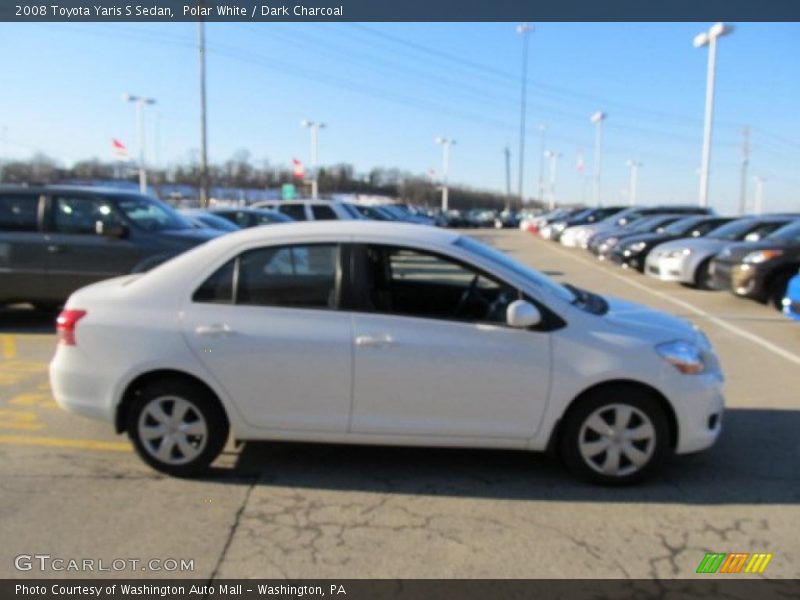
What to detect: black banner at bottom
<box><xmin>4</xmin><ymin>579</ymin><xmax>800</xmax><ymax>600</ymax></box>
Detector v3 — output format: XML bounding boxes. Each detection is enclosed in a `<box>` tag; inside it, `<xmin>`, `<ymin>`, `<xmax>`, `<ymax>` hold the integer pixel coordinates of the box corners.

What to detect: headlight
<box><xmin>656</xmin><ymin>340</ymin><xmax>706</xmax><ymax>375</ymax></box>
<box><xmin>626</xmin><ymin>241</ymin><xmax>647</xmax><ymax>253</ymax></box>
<box><xmin>742</xmin><ymin>249</ymin><xmax>783</xmax><ymax>264</ymax></box>
<box><xmin>665</xmin><ymin>248</ymin><xmax>691</xmax><ymax>258</ymax></box>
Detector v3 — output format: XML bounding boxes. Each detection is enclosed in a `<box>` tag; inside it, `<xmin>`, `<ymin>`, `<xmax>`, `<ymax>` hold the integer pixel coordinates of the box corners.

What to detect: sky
<box><xmin>0</xmin><ymin>21</ymin><xmax>798</xmax><ymax>213</ymax></box>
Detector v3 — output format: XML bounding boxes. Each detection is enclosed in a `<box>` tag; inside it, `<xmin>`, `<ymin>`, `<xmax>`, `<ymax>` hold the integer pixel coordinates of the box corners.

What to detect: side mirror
<box><xmin>506</xmin><ymin>300</ymin><xmax>542</xmax><ymax>329</ymax></box>
<box><xmin>96</xmin><ymin>221</ymin><xmax>128</xmax><ymax>238</ymax></box>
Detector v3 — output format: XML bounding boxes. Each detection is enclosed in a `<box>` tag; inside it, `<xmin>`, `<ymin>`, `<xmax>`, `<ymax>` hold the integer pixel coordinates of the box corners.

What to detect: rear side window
<box><xmin>0</xmin><ymin>195</ymin><xmax>39</xmax><ymax>232</ymax></box>
<box><xmin>311</xmin><ymin>204</ymin><xmax>338</xmax><ymax>220</ymax></box>
<box><xmin>279</xmin><ymin>204</ymin><xmax>307</xmax><ymax>221</ymax></box>
<box><xmin>193</xmin><ymin>244</ymin><xmax>339</xmax><ymax>309</ymax></box>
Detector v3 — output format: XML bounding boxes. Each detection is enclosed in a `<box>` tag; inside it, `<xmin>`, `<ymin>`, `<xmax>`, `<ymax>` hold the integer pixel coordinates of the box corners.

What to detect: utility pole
<box><xmin>198</xmin><ymin>21</ymin><xmax>210</xmax><ymax>208</ymax></box>
<box><xmin>738</xmin><ymin>126</ymin><xmax>750</xmax><ymax>215</ymax></box>
<box><xmin>626</xmin><ymin>160</ymin><xmax>642</xmax><ymax>206</ymax></box>
<box><xmin>504</xmin><ymin>146</ymin><xmax>511</xmax><ymax>211</ymax></box>
<box><xmin>694</xmin><ymin>23</ymin><xmax>734</xmax><ymax>208</ymax></box>
<box><xmin>516</xmin><ymin>23</ymin><xmax>534</xmax><ymax>205</ymax></box>
<box><xmin>435</xmin><ymin>137</ymin><xmax>455</xmax><ymax>212</ymax></box>
<box><xmin>590</xmin><ymin>111</ymin><xmax>606</xmax><ymax>207</ymax></box>
<box><xmin>753</xmin><ymin>176</ymin><xmax>765</xmax><ymax>214</ymax></box>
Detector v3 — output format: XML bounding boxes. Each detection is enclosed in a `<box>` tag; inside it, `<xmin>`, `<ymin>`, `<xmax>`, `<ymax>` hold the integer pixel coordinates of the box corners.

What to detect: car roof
<box><xmin>0</xmin><ymin>184</ymin><xmax>146</xmax><ymax>197</ymax></box>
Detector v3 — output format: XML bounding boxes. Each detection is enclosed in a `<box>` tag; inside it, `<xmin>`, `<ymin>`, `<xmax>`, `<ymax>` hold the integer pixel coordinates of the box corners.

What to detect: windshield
<box><xmin>114</xmin><ymin>195</ymin><xmax>194</xmax><ymax>231</ymax></box>
<box><xmin>662</xmin><ymin>216</ymin><xmax>703</xmax><ymax>235</ymax></box>
<box><xmin>705</xmin><ymin>219</ymin><xmax>760</xmax><ymax>240</ymax></box>
<box><xmin>455</xmin><ymin>235</ymin><xmax>576</xmax><ymax>304</ymax></box>
<box><xmin>766</xmin><ymin>220</ymin><xmax>800</xmax><ymax>243</ymax></box>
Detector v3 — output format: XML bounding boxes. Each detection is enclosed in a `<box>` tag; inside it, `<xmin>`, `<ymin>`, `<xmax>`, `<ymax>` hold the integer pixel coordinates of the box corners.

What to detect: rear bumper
<box><xmin>49</xmin><ymin>348</ymin><xmax>116</xmax><ymax>424</ymax></box>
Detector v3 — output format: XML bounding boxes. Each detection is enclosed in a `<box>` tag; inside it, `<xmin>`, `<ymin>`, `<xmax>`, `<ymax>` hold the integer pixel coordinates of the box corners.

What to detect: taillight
<box><xmin>56</xmin><ymin>309</ymin><xmax>87</xmax><ymax>346</ymax></box>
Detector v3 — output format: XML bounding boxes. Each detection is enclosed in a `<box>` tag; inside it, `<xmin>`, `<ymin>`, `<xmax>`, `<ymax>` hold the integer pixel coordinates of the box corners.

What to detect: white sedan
<box><xmin>50</xmin><ymin>221</ymin><xmax>725</xmax><ymax>484</ymax></box>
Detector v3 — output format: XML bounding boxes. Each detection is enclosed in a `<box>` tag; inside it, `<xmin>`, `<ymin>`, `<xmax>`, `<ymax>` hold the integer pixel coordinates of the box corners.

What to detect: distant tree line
<box><xmin>0</xmin><ymin>151</ymin><xmax>543</xmax><ymax>211</ymax></box>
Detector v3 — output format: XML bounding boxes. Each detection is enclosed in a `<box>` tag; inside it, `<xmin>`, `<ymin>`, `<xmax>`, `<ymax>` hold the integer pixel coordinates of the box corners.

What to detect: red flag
<box><xmin>112</xmin><ymin>138</ymin><xmax>128</xmax><ymax>161</ymax></box>
<box><xmin>292</xmin><ymin>158</ymin><xmax>305</xmax><ymax>180</ymax></box>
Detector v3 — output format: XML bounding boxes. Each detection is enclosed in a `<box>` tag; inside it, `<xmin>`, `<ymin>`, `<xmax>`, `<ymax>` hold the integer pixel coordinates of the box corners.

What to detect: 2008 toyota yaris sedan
<box><xmin>49</xmin><ymin>221</ymin><xmax>725</xmax><ymax>484</ymax></box>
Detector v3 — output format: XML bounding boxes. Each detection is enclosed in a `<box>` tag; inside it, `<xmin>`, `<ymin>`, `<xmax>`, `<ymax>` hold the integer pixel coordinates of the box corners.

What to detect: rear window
<box><xmin>0</xmin><ymin>194</ymin><xmax>39</xmax><ymax>232</ymax></box>
<box><xmin>279</xmin><ymin>204</ymin><xmax>307</xmax><ymax>221</ymax></box>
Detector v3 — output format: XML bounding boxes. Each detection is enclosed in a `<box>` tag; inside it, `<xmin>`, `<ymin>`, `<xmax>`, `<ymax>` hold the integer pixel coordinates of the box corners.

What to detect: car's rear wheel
<box><xmin>126</xmin><ymin>379</ymin><xmax>228</xmax><ymax>477</ymax></box>
<box><xmin>560</xmin><ymin>386</ymin><xmax>670</xmax><ymax>485</ymax></box>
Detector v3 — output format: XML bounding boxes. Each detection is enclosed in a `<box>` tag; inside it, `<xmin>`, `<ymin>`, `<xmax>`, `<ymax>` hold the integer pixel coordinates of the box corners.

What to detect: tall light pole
<box><xmin>590</xmin><ymin>111</ymin><xmax>606</xmax><ymax>207</ymax></box>
<box><xmin>738</xmin><ymin>126</ymin><xmax>750</xmax><ymax>215</ymax></box>
<box><xmin>198</xmin><ymin>21</ymin><xmax>210</xmax><ymax>208</ymax></box>
<box><xmin>123</xmin><ymin>93</ymin><xmax>156</xmax><ymax>194</ymax></box>
<box><xmin>626</xmin><ymin>160</ymin><xmax>642</xmax><ymax>206</ymax></box>
<box><xmin>516</xmin><ymin>22</ymin><xmax>534</xmax><ymax>205</ymax></box>
<box><xmin>435</xmin><ymin>137</ymin><xmax>455</xmax><ymax>212</ymax></box>
<box><xmin>753</xmin><ymin>175</ymin><xmax>765</xmax><ymax>214</ymax></box>
<box><xmin>301</xmin><ymin>120</ymin><xmax>326</xmax><ymax>199</ymax></box>
<box><xmin>694</xmin><ymin>22</ymin><xmax>734</xmax><ymax>208</ymax></box>
<box><xmin>504</xmin><ymin>146</ymin><xmax>511</xmax><ymax>210</ymax></box>
<box><xmin>544</xmin><ymin>150</ymin><xmax>561</xmax><ymax>211</ymax></box>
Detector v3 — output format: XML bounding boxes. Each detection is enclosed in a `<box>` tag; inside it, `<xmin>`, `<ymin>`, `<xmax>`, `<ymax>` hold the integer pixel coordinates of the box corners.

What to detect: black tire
<box><xmin>560</xmin><ymin>385</ymin><xmax>671</xmax><ymax>485</ymax></box>
<box><xmin>767</xmin><ymin>272</ymin><xmax>792</xmax><ymax>310</ymax></box>
<box><xmin>693</xmin><ymin>258</ymin><xmax>714</xmax><ymax>290</ymax></box>
<box><xmin>126</xmin><ymin>378</ymin><xmax>229</xmax><ymax>477</ymax></box>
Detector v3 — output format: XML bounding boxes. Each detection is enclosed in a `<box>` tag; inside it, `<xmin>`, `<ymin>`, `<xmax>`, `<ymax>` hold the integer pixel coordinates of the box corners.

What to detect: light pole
<box><xmin>123</xmin><ymin>93</ymin><xmax>156</xmax><ymax>194</ymax></box>
<box><xmin>753</xmin><ymin>175</ymin><xmax>765</xmax><ymax>214</ymax></box>
<box><xmin>516</xmin><ymin>22</ymin><xmax>534</xmax><ymax>204</ymax></box>
<box><xmin>544</xmin><ymin>150</ymin><xmax>561</xmax><ymax>211</ymax></box>
<box><xmin>435</xmin><ymin>137</ymin><xmax>455</xmax><ymax>212</ymax></box>
<box><xmin>626</xmin><ymin>160</ymin><xmax>642</xmax><ymax>206</ymax></box>
<box><xmin>504</xmin><ymin>146</ymin><xmax>511</xmax><ymax>211</ymax></box>
<box><xmin>694</xmin><ymin>22</ymin><xmax>734</xmax><ymax>208</ymax></box>
<box><xmin>590</xmin><ymin>111</ymin><xmax>606</xmax><ymax>207</ymax></box>
<box><xmin>198</xmin><ymin>21</ymin><xmax>210</xmax><ymax>208</ymax></box>
<box><xmin>301</xmin><ymin>120</ymin><xmax>326</xmax><ymax>199</ymax></box>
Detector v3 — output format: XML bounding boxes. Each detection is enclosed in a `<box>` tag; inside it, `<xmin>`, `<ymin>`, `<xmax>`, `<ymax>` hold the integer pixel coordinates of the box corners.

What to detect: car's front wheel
<box><xmin>126</xmin><ymin>379</ymin><xmax>228</xmax><ymax>477</ymax></box>
<box><xmin>560</xmin><ymin>386</ymin><xmax>670</xmax><ymax>485</ymax></box>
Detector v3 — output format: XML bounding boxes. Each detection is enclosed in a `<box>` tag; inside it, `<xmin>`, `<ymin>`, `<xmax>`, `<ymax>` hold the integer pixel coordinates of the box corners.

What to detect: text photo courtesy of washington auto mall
<box><xmin>0</xmin><ymin>2</ymin><xmax>799</xmax><ymax>599</ymax></box>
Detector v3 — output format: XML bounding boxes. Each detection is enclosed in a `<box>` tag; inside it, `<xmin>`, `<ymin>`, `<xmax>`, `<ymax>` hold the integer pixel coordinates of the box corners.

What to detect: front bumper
<box><xmin>709</xmin><ymin>260</ymin><xmax>760</xmax><ymax>297</ymax></box>
<box><xmin>671</xmin><ymin>371</ymin><xmax>726</xmax><ymax>454</ymax></box>
<box><xmin>645</xmin><ymin>255</ymin><xmax>693</xmax><ymax>283</ymax></box>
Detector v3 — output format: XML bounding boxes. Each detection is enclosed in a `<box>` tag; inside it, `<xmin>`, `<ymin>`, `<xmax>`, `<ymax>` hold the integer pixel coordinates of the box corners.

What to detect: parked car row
<box><xmin>525</xmin><ymin>203</ymin><xmax>800</xmax><ymax>317</ymax></box>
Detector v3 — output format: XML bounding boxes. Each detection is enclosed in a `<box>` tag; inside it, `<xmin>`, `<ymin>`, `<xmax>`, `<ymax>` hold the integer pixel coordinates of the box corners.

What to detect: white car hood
<box><xmin>601</xmin><ymin>295</ymin><xmax>697</xmax><ymax>343</ymax></box>
<box><xmin>651</xmin><ymin>237</ymin><xmax>727</xmax><ymax>255</ymax></box>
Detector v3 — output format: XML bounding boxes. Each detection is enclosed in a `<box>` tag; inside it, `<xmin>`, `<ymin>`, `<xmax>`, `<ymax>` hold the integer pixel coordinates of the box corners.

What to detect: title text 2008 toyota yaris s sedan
<box><xmin>49</xmin><ymin>221</ymin><xmax>724</xmax><ymax>484</ymax></box>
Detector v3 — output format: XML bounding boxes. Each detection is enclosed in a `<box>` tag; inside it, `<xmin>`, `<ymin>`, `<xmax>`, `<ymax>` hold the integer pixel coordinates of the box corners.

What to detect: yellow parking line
<box><xmin>1</xmin><ymin>335</ymin><xmax>16</xmax><ymax>359</ymax></box>
<box><xmin>0</xmin><ymin>435</ymin><xmax>131</xmax><ymax>452</ymax></box>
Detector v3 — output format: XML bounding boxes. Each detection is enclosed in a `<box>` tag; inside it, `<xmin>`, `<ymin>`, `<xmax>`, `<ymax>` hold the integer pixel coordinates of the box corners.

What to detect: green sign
<box><xmin>281</xmin><ymin>183</ymin><xmax>296</xmax><ymax>200</ymax></box>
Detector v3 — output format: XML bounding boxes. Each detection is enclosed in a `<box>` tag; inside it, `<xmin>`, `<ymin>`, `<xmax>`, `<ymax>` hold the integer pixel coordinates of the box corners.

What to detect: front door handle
<box><xmin>46</xmin><ymin>244</ymin><xmax>64</xmax><ymax>254</ymax></box>
<box><xmin>195</xmin><ymin>323</ymin><xmax>233</xmax><ymax>337</ymax></box>
<box><xmin>355</xmin><ymin>334</ymin><xmax>394</xmax><ymax>347</ymax></box>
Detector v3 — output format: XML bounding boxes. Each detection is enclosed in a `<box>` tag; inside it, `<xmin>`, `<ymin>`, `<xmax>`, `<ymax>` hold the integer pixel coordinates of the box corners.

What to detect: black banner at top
<box><xmin>3</xmin><ymin>0</ymin><xmax>800</xmax><ymax>22</ymax></box>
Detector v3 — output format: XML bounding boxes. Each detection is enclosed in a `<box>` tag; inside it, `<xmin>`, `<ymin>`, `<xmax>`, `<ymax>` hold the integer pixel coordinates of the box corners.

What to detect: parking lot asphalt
<box><xmin>1</xmin><ymin>229</ymin><xmax>798</xmax><ymax>580</ymax></box>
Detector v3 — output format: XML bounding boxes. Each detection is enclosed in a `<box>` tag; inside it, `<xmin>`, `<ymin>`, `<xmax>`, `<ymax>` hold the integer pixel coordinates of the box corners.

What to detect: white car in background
<box><xmin>645</xmin><ymin>216</ymin><xmax>797</xmax><ymax>289</ymax></box>
<box><xmin>251</xmin><ymin>198</ymin><xmax>363</xmax><ymax>221</ymax></box>
<box><xmin>50</xmin><ymin>222</ymin><xmax>724</xmax><ymax>485</ymax></box>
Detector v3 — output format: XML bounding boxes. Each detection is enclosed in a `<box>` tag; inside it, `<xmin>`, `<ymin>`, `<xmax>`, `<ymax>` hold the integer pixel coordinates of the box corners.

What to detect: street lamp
<box><xmin>301</xmin><ymin>120</ymin><xmax>326</xmax><ymax>199</ymax></box>
<box><xmin>544</xmin><ymin>150</ymin><xmax>562</xmax><ymax>211</ymax></box>
<box><xmin>536</xmin><ymin>124</ymin><xmax>548</xmax><ymax>203</ymax></box>
<box><xmin>626</xmin><ymin>160</ymin><xmax>642</xmax><ymax>206</ymax></box>
<box><xmin>435</xmin><ymin>136</ymin><xmax>455</xmax><ymax>212</ymax></box>
<box><xmin>123</xmin><ymin>93</ymin><xmax>156</xmax><ymax>194</ymax></box>
<box><xmin>694</xmin><ymin>22</ymin><xmax>734</xmax><ymax>208</ymax></box>
<box><xmin>516</xmin><ymin>22</ymin><xmax>534</xmax><ymax>204</ymax></box>
<box><xmin>590</xmin><ymin>111</ymin><xmax>606</xmax><ymax>207</ymax></box>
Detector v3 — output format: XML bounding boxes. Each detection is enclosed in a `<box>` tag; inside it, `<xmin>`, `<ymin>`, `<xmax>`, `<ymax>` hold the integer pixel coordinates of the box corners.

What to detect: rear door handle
<box><xmin>46</xmin><ymin>244</ymin><xmax>64</xmax><ymax>254</ymax></box>
<box><xmin>195</xmin><ymin>323</ymin><xmax>233</xmax><ymax>337</ymax></box>
<box><xmin>355</xmin><ymin>334</ymin><xmax>394</xmax><ymax>347</ymax></box>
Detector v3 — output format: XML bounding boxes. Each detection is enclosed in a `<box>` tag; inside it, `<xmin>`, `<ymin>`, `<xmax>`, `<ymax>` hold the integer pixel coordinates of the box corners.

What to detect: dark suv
<box><xmin>709</xmin><ymin>219</ymin><xmax>800</xmax><ymax>308</ymax></box>
<box><xmin>0</xmin><ymin>186</ymin><xmax>223</xmax><ymax>308</ymax></box>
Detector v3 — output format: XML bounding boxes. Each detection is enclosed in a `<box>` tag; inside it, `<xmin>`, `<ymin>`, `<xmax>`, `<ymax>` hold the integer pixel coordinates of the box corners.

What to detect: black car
<box><xmin>709</xmin><ymin>219</ymin><xmax>800</xmax><ymax>308</ymax></box>
<box><xmin>547</xmin><ymin>206</ymin><xmax>626</xmax><ymax>242</ymax></box>
<box><xmin>211</xmin><ymin>207</ymin><xmax>292</xmax><ymax>228</ymax></box>
<box><xmin>181</xmin><ymin>209</ymin><xmax>241</xmax><ymax>232</ymax></box>
<box><xmin>610</xmin><ymin>216</ymin><xmax>734</xmax><ymax>271</ymax></box>
<box><xmin>0</xmin><ymin>186</ymin><xmax>223</xmax><ymax>308</ymax></box>
<box><xmin>591</xmin><ymin>214</ymin><xmax>686</xmax><ymax>259</ymax></box>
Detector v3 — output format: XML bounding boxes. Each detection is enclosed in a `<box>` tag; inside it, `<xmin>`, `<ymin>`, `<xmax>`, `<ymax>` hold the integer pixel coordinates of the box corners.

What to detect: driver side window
<box><xmin>363</xmin><ymin>245</ymin><xmax>516</xmax><ymax>323</ymax></box>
